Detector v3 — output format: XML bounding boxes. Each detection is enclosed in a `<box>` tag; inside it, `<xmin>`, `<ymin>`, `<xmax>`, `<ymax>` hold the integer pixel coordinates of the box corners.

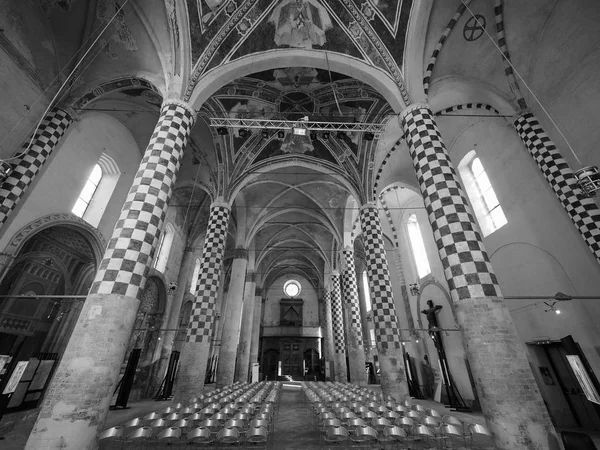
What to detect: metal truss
<box><xmin>209</xmin><ymin>117</ymin><xmax>386</xmax><ymax>133</ymax></box>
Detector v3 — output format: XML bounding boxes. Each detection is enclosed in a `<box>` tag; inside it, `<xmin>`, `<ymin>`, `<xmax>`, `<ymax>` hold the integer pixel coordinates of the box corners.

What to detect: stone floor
<box><xmin>0</xmin><ymin>382</ymin><xmax>596</xmax><ymax>449</ymax></box>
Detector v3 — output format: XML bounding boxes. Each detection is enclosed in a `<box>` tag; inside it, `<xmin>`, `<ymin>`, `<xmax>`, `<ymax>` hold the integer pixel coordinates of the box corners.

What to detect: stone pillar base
<box><xmin>173</xmin><ymin>341</ymin><xmax>211</xmax><ymax>402</ymax></box>
<box><xmin>378</xmin><ymin>346</ymin><xmax>410</xmax><ymax>401</ymax></box>
<box><xmin>25</xmin><ymin>293</ymin><xmax>139</xmax><ymax>450</ymax></box>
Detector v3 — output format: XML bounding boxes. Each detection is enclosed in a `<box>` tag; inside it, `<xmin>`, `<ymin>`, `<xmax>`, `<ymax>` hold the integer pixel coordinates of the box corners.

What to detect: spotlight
<box><xmin>217</xmin><ymin>127</ymin><xmax>228</xmax><ymax>135</ymax></box>
<box><xmin>239</xmin><ymin>128</ymin><xmax>249</xmax><ymax>138</ymax></box>
<box><xmin>262</xmin><ymin>129</ymin><xmax>270</xmax><ymax>139</ymax></box>
<box><xmin>364</xmin><ymin>132</ymin><xmax>375</xmax><ymax>141</ymax></box>
<box><xmin>555</xmin><ymin>309</ymin><xmax>561</xmax><ymax>315</ymax></box>
<box><xmin>322</xmin><ymin>132</ymin><xmax>329</xmax><ymax>140</ymax></box>
<box><xmin>277</xmin><ymin>130</ymin><xmax>285</xmax><ymax>139</ymax></box>
<box><xmin>415</xmin><ymin>339</ymin><xmax>419</xmax><ymax>343</ymax></box>
<box><xmin>293</xmin><ymin>127</ymin><xmax>307</xmax><ymax>136</ymax></box>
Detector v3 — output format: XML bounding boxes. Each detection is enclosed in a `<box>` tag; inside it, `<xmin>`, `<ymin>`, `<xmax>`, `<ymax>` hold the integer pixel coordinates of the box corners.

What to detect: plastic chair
<box><xmin>394</xmin><ymin>417</ymin><xmax>414</xmax><ymax>434</ymax></box>
<box><xmin>323</xmin><ymin>425</ymin><xmax>350</xmax><ymax>448</ymax></box>
<box><xmin>384</xmin><ymin>411</ymin><xmax>401</xmax><ymax>421</ymax></box>
<box><xmin>216</xmin><ymin>426</ymin><xmax>241</xmax><ymax>446</ymax></box>
<box><xmin>123</xmin><ymin>417</ymin><xmax>144</xmax><ymax>432</ymax></box>
<box><xmin>413</xmin><ymin>424</ymin><xmax>437</xmax><ymax>448</ymax></box>
<box><xmin>361</xmin><ymin>410</ymin><xmax>378</xmax><ymax>420</ymax></box>
<box><xmin>346</xmin><ymin>417</ymin><xmax>367</xmax><ymax>435</ymax></box>
<box><xmin>199</xmin><ymin>418</ymin><xmax>220</xmax><ymax>433</ymax></box>
<box><xmin>224</xmin><ymin>418</ymin><xmax>246</xmax><ymax>432</ymax></box>
<box><xmin>164</xmin><ymin>412</ymin><xmax>182</xmax><ymax>422</ymax></box>
<box><xmin>156</xmin><ymin>426</ymin><xmax>182</xmax><ymax>445</ymax></box>
<box><xmin>405</xmin><ymin>410</ymin><xmax>422</xmax><ymax>420</ymax></box>
<box><xmin>421</xmin><ymin>416</ymin><xmax>441</xmax><ymax>428</ymax></box>
<box><xmin>125</xmin><ymin>426</ymin><xmax>153</xmax><ymax>445</ymax></box>
<box><xmin>244</xmin><ymin>426</ymin><xmax>269</xmax><ymax>449</ymax></box>
<box><xmin>426</xmin><ymin>408</ymin><xmax>442</xmax><ymax>418</ymax></box>
<box><xmin>378</xmin><ymin>425</ymin><xmax>407</xmax><ymax>449</ymax></box>
<box><xmin>440</xmin><ymin>423</ymin><xmax>465</xmax><ymax>449</ymax></box>
<box><xmin>350</xmin><ymin>425</ymin><xmax>378</xmax><ymax>449</ymax></box>
<box><xmin>97</xmin><ymin>426</ymin><xmax>123</xmax><ymax>445</ymax></box>
<box><xmin>468</xmin><ymin>423</ymin><xmax>493</xmax><ymax>449</ymax></box>
<box><xmin>171</xmin><ymin>418</ymin><xmax>193</xmax><ymax>434</ymax></box>
<box><xmin>411</xmin><ymin>404</ymin><xmax>426</xmax><ymax>413</ymax></box>
<box><xmin>148</xmin><ymin>418</ymin><xmax>169</xmax><ymax>433</ymax></box>
<box><xmin>186</xmin><ymin>427</ymin><xmax>215</xmax><ymax>446</ymax></box>
<box><xmin>371</xmin><ymin>417</ymin><xmax>392</xmax><ymax>433</ymax></box>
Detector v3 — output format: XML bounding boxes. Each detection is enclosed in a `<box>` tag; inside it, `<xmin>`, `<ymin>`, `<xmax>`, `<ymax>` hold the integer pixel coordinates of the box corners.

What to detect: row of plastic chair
<box><xmin>98</xmin><ymin>424</ymin><xmax>269</xmax><ymax>448</ymax></box>
<box><xmin>99</xmin><ymin>381</ymin><xmax>281</xmax><ymax>448</ymax></box>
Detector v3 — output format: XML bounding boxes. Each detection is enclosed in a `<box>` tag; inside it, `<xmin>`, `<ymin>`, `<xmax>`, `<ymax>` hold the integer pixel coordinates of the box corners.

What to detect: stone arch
<box><xmin>70</xmin><ymin>77</ymin><xmax>164</xmax><ymax>110</ymax></box>
<box><xmin>187</xmin><ymin>50</ymin><xmax>406</xmax><ymax>113</ymax></box>
<box><xmin>3</xmin><ymin>213</ymin><xmax>106</xmax><ymax>267</ymax></box>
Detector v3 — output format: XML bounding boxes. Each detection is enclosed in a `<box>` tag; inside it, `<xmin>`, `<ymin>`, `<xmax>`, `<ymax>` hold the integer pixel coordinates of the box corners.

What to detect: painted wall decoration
<box><xmin>270</xmin><ymin>0</ymin><xmax>333</xmax><ymax>49</ymax></box>
<box><xmin>185</xmin><ymin>0</ymin><xmax>414</xmax><ymax>99</ymax></box>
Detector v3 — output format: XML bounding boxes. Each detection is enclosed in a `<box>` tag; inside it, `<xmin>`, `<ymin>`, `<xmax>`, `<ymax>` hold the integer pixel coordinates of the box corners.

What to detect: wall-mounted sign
<box><xmin>2</xmin><ymin>361</ymin><xmax>29</xmax><ymax>395</ymax></box>
<box><xmin>567</xmin><ymin>355</ymin><xmax>600</xmax><ymax>405</ymax></box>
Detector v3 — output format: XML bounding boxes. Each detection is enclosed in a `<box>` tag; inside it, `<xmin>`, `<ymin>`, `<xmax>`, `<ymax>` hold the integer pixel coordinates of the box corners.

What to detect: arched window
<box><xmin>72</xmin><ymin>164</ymin><xmax>102</xmax><ymax>218</ymax></box>
<box><xmin>459</xmin><ymin>151</ymin><xmax>507</xmax><ymax>236</ymax></box>
<box><xmin>407</xmin><ymin>214</ymin><xmax>431</xmax><ymax>279</ymax></box>
<box><xmin>153</xmin><ymin>223</ymin><xmax>175</xmax><ymax>273</ymax></box>
<box><xmin>190</xmin><ymin>257</ymin><xmax>201</xmax><ymax>294</ymax></box>
<box><xmin>361</xmin><ymin>271</ymin><xmax>372</xmax><ymax>312</ymax></box>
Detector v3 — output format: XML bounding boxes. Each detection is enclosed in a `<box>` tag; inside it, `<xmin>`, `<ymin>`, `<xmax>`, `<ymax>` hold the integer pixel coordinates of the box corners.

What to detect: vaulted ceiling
<box><xmin>4</xmin><ymin>0</ymin><xmax>595</xmax><ymax>297</ymax></box>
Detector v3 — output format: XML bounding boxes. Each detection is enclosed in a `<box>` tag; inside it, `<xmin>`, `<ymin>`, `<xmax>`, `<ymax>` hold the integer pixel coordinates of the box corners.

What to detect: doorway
<box><xmin>536</xmin><ymin>336</ymin><xmax>600</xmax><ymax>430</ymax></box>
<box><xmin>281</xmin><ymin>340</ymin><xmax>302</xmax><ymax>378</ymax></box>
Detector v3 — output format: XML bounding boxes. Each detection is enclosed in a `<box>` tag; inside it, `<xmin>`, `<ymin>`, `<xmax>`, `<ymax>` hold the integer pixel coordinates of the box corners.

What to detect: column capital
<box><xmin>255</xmin><ymin>286</ymin><xmax>262</xmax><ymax>296</ymax></box>
<box><xmin>343</xmin><ymin>245</ymin><xmax>354</xmax><ymax>254</ymax></box>
<box><xmin>210</xmin><ymin>199</ymin><xmax>231</xmax><ymax>211</ymax></box>
<box><xmin>399</xmin><ymin>102</ymin><xmax>431</xmax><ymax>123</ymax></box>
<box><xmin>163</xmin><ymin>98</ymin><xmax>197</xmax><ymax>117</ymax></box>
<box><xmin>233</xmin><ymin>248</ymin><xmax>248</xmax><ymax>260</ymax></box>
<box><xmin>359</xmin><ymin>201</ymin><xmax>378</xmax><ymax>213</ymax></box>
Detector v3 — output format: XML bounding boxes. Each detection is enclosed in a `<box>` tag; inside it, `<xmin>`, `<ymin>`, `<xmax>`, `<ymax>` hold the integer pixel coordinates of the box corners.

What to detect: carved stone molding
<box><xmin>4</xmin><ymin>213</ymin><xmax>106</xmax><ymax>264</ymax></box>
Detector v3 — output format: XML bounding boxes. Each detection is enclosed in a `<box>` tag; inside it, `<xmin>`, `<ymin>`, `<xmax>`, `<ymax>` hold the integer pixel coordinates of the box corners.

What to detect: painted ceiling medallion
<box><xmin>269</xmin><ymin>0</ymin><xmax>333</xmax><ymax>49</ymax></box>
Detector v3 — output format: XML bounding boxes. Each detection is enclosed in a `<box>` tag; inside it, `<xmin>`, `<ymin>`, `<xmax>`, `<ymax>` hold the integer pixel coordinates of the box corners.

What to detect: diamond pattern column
<box><xmin>514</xmin><ymin>112</ymin><xmax>600</xmax><ymax>265</ymax></box>
<box><xmin>342</xmin><ymin>247</ymin><xmax>367</xmax><ymax>385</ymax></box>
<box><xmin>401</xmin><ymin>103</ymin><xmax>558</xmax><ymax>449</ymax></box>
<box><xmin>0</xmin><ymin>108</ymin><xmax>72</xmax><ymax>229</ymax></box>
<box><xmin>359</xmin><ymin>203</ymin><xmax>409</xmax><ymax>400</ymax></box>
<box><xmin>330</xmin><ymin>273</ymin><xmax>348</xmax><ymax>382</ymax></box>
<box><xmin>26</xmin><ymin>100</ymin><xmax>195</xmax><ymax>450</ymax></box>
<box><xmin>174</xmin><ymin>200</ymin><xmax>231</xmax><ymax>400</ymax></box>
<box><xmin>322</xmin><ymin>288</ymin><xmax>335</xmax><ymax>379</ymax></box>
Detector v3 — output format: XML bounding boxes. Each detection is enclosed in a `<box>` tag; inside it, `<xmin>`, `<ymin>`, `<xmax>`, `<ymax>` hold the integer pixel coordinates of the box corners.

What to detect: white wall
<box><xmin>0</xmin><ymin>113</ymin><xmax>141</xmax><ymax>253</ymax></box>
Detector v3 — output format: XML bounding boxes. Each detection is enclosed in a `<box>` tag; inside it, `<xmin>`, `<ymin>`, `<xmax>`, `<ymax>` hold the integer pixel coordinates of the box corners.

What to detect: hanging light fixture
<box><xmin>575</xmin><ymin>166</ymin><xmax>600</xmax><ymax>198</ymax></box>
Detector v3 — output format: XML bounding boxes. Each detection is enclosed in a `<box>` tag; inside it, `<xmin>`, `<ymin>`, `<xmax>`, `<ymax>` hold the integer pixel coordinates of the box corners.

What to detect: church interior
<box><xmin>0</xmin><ymin>0</ymin><xmax>600</xmax><ymax>449</ymax></box>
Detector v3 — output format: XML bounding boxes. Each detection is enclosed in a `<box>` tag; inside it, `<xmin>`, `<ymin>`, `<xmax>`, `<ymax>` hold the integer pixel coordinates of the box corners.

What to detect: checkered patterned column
<box><xmin>401</xmin><ymin>103</ymin><xmax>557</xmax><ymax>449</ymax></box>
<box><xmin>188</xmin><ymin>203</ymin><xmax>231</xmax><ymax>342</ymax></box>
<box><xmin>359</xmin><ymin>202</ymin><xmax>409</xmax><ymax>399</ymax></box>
<box><xmin>342</xmin><ymin>247</ymin><xmax>367</xmax><ymax>385</ymax></box>
<box><xmin>0</xmin><ymin>108</ymin><xmax>72</xmax><ymax>228</ymax></box>
<box><xmin>174</xmin><ymin>200</ymin><xmax>230</xmax><ymax>400</ymax></box>
<box><xmin>515</xmin><ymin>112</ymin><xmax>600</xmax><ymax>265</ymax></box>
<box><xmin>330</xmin><ymin>272</ymin><xmax>348</xmax><ymax>382</ymax></box>
<box><xmin>90</xmin><ymin>100</ymin><xmax>195</xmax><ymax>300</ymax></box>
<box><xmin>26</xmin><ymin>99</ymin><xmax>196</xmax><ymax>450</ymax></box>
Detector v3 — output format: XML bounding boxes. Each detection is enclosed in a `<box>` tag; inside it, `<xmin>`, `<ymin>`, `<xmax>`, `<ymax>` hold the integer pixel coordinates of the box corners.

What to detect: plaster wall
<box><xmin>0</xmin><ymin>113</ymin><xmax>141</xmax><ymax>253</ymax></box>
<box><xmin>263</xmin><ymin>275</ymin><xmax>319</xmax><ymax>327</ymax></box>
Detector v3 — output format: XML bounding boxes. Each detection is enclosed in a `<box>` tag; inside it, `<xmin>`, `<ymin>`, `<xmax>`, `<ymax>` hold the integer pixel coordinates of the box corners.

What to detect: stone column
<box><xmin>152</xmin><ymin>246</ymin><xmax>196</xmax><ymax>392</ymax></box>
<box><xmin>341</xmin><ymin>248</ymin><xmax>367</xmax><ymax>385</ymax></box>
<box><xmin>330</xmin><ymin>273</ymin><xmax>348</xmax><ymax>382</ymax></box>
<box><xmin>173</xmin><ymin>201</ymin><xmax>230</xmax><ymax>400</ymax></box>
<box><xmin>234</xmin><ymin>270</ymin><xmax>256</xmax><ymax>382</ymax></box>
<box><xmin>359</xmin><ymin>203</ymin><xmax>409</xmax><ymax>401</ymax></box>
<box><xmin>216</xmin><ymin>248</ymin><xmax>248</xmax><ymax>387</ymax></box>
<box><xmin>0</xmin><ymin>108</ymin><xmax>73</xmax><ymax>229</ymax></box>
<box><xmin>401</xmin><ymin>103</ymin><xmax>559</xmax><ymax>450</ymax></box>
<box><xmin>249</xmin><ymin>287</ymin><xmax>263</xmax><ymax>368</ymax></box>
<box><xmin>514</xmin><ymin>112</ymin><xmax>600</xmax><ymax>265</ymax></box>
<box><xmin>25</xmin><ymin>99</ymin><xmax>195</xmax><ymax>450</ymax></box>
<box><xmin>322</xmin><ymin>289</ymin><xmax>335</xmax><ymax>372</ymax></box>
